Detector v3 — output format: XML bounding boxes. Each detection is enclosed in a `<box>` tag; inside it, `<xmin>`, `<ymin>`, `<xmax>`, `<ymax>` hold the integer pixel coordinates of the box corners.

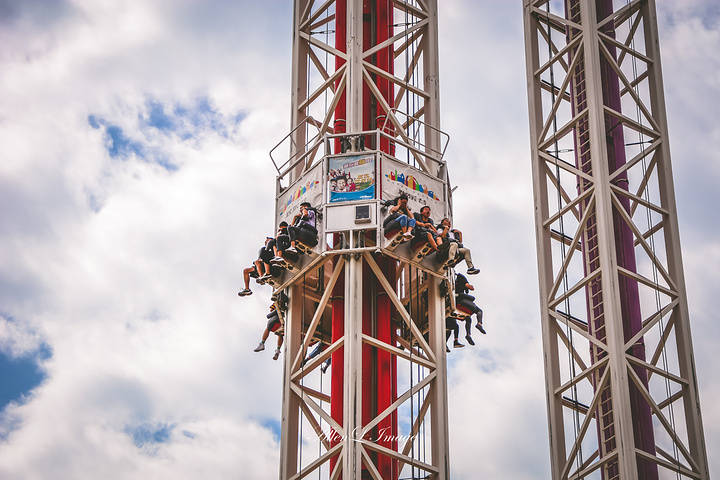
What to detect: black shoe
<box><xmin>465</xmin><ymin>335</ymin><xmax>475</xmax><ymax>346</ymax></box>
<box><xmin>453</xmin><ymin>340</ymin><xmax>464</xmax><ymax>348</ymax></box>
<box><xmin>476</xmin><ymin>324</ymin><xmax>486</xmax><ymax>334</ymax></box>
<box><xmin>467</xmin><ymin>267</ymin><xmax>480</xmax><ymax>275</ymax></box>
<box><xmin>446</xmin><ymin>345</ymin><xmax>451</xmax><ymax>353</ymax></box>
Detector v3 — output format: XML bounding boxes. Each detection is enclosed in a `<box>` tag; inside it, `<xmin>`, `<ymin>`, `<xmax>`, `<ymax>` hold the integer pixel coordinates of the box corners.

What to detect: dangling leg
<box><xmin>463</xmin><ymin>317</ymin><xmax>475</xmax><ymax>346</ymax></box>
<box><xmin>475</xmin><ymin>308</ymin><xmax>486</xmax><ymax>334</ymax></box>
<box><xmin>255</xmin><ymin>259</ymin><xmax>265</xmax><ymax>276</ymax></box>
<box><xmin>460</xmin><ymin>246</ymin><xmax>479</xmax><ymax>275</ymax></box>
<box><xmin>451</xmin><ymin>317</ymin><xmax>463</xmax><ymax>348</ymax></box>
<box><xmin>239</xmin><ymin>266</ymin><xmax>255</xmax><ymax>296</ymax></box>
<box><xmin>445</xmin><ymin>317</ymin><xmax>459</xmax><ymax>351</ymax></box>
<box><xmin>254</xmin><ymin>328</ymin><xmax>270</xmax><ymax>352</ymax></box>
<box><xmin>447</xmin><ymin>242</ymin><xmax>459</xmax><ymax>265</ymax></box>
<box><xmin>273</xmin><ymin>334</ymin><xmax>284</xmax><ymax>360</ymax></box>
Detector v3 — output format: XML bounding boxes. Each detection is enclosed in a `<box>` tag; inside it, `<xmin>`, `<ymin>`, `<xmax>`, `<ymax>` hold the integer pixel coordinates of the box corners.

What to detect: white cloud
<box><xmin>0</xmin><ymin>316</ymin><xmax>45</xmax><ymax>358</ymax></box>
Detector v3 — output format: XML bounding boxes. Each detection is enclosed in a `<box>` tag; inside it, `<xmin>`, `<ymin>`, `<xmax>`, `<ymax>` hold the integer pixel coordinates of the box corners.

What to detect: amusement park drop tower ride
<box><xmin>272</xmin><ymin>1</ymin><xmax>451</xmax><ymax>479</ymax></box>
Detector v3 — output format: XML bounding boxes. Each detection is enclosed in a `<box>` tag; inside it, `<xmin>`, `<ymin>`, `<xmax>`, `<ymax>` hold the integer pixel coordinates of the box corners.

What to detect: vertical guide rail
<box><xmin>422</xmin><ymin>0</ymin><xmax>442</xmax><ymax>181</ymax></box>
<box><xmin>343</xmin><ymin>254</ymin><xmax>364</xmax><ymax>478</ymax></box>
<box><xmin>428</xmin><ymin>276</ymin><xmax>451</xmax><ymax>480</ymax></box>
<box><xmin>523</xmin><ymin>3</ymin><xmax>566</xmax><ymax>477</ymax></box>
<box><xmin>523</xmin><ymin>0</ymin><xmax>710</xmax><ymax>479</ymax></box>
<box><xmin>279</xmin><ymin>284</ymin><xmax>304</xmax><ymax>480</ymax></box>
<box><xmin>290</xmin><ymin>0</ymin><xmax>310</xmax><ymax>185</ymax></box>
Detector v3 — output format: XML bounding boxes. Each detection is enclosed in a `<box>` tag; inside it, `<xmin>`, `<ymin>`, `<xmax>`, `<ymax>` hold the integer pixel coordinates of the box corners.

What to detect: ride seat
<box><xmin>382</xmin><ymin>216</ymin><xmax>404</xmax><ymax>251</ymax></box>
<box><xmin>436</xmin><ymin>243</ymin><xmax>461</xmax><ymax>270</ymax></box>
<box><xmin>410</xmin><ymin>235</ymin><xmax>434</xmax><ymax>262</ymax></box>
<box><xmin>296</xmin><ymin>227</ymin><xmax>319</xmax><ymax>249</ymax></box>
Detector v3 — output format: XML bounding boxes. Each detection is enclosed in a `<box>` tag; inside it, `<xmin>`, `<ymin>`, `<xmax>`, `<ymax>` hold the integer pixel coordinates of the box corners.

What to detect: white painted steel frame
<box><xmin>278</xmin><ymin>1</ymin><xmax>451</xmax><ymax>479</ymax></box>
<box><xmin>523</xmin><ymin>1</ymin><xmax>709</xmax><ymax>479</ymax></box>
<box><xmin>277</xmin><ymin>249</ymin><xmax>450</xmax><ymax>480</ymax></box>
<box><xmin>279</xmin><ymin>0</ymin><xmax>447</xmax><ymax>184</ymax></box>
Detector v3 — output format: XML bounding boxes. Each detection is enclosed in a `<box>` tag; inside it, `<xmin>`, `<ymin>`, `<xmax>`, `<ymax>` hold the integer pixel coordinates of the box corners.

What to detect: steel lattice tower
<box><xmin>523</xmin><ymin>1</ymin><xmax>710</xmax><ymax>479</ymax></box>
<box><xmin>269</xmin><ymin>1</ymin><xmax>453</xmax><ymax>479</ymax></box>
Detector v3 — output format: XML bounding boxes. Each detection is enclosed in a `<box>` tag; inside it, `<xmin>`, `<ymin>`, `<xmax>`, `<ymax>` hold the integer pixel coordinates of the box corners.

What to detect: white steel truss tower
<box><xmin>269</xmin><ymin>1</ymin><xmax>453</xmax><ymax>479</ymax></box>
<box><xmin>523</xmin><ymin>1</ymin><xmax>710</xmax><ymax>479</ymax></box>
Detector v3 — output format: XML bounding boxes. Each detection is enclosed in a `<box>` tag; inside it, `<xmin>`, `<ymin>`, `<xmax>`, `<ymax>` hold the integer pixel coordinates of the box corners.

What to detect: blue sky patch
<box><xmin>125</xmin><ymin>422</ymin><xmax>176</xmax><ymax>448</ymax></box>
<box><xmin>87</xmin><ymin>114</ymin><xmax>101</xmax><ymax>129</ymax></box>
<box><xmin>145</xmin><ymin>100</ymin><xmax>177</xmax><ymax>132</ymax></box>
<box><xmin>152</xmin><ymin>156</ymin><xmax>178</xmax><ymax>172</ymax></box>
<box><xmin>0</xmin><ymin>343</ymin><xmax>51</xmax><ymax>412</ymax></box>
<box><xmin>104</xmin><ymin>125</ymin><xmax>145</xmax><ymax>159</ymax></box>
<box><xmin>142</xmin><ymin>96</ymin><xmax>242</xmax><ymax>139</ymax></box>
<box><xmin>261</xmin><ymin>418</ymin><xmax>281</xmax><ymax>441</ymax></box>
<box><xmin>88</xmin><ymin>115</ymin><xmax>145</xmax><ymax>160</ymax></box>
<box><xmin>233</xmin><ymin>112</ymin><xmax>247</xmax><ymax>125</ymax></box>
<box><xmin>88</xmin><ymin>97</ymin><xmax>245</xmax><ymax>171</ymax></box>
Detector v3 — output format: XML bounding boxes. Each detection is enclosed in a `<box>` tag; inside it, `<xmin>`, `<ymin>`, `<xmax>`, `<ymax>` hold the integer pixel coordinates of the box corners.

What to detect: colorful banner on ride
<box><xmin>381</xmin><ymin>156</ymin><xmax>444</xmax><ymax>214</ymax></box>
<box><xmin>276</xmin><ymin>162</ymin><xmax>323</xmax><ymax>227</ymax></box>
<box><xmin>327</xmin><ymin>154</ymin><xmax>376</xmax><ymax>203</ymax></box>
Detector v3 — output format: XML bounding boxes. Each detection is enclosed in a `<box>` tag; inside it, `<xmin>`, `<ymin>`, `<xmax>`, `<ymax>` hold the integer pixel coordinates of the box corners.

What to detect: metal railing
<box><xmin>270</xmin><ymin>122</ymin><xmax>450</xmax><ymax>189</ymax></box>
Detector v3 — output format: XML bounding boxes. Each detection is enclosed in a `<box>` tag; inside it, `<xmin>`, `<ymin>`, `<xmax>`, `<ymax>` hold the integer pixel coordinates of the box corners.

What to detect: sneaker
<box><xmin>403</xmin><ymin>231</ymin><xmax>414</xmax><ymax>239</ymax></box>
<box><xmin>258</xmin><ymin>273</ymin><xmax>273</xmax><ymax>281</ymax></box>
<box><xmin>270</xmin><ymin>256</ymin><xmax>285</xmax><ymax>265</ymax></box>
<box><xmin>446</xmin><ymin>345</ymin><xmax>451</xmax><ymax>353</ymax></box>
<box><xmin>453</xmin><ymin>340</ymin><xmax>464</xmax><ymax>348</ymax></box>
<box><xmin>237</xmin><ymin>288</ymin><xmax>252</xmax><ymax>297</ymax></box>
<box><xmin>253</xmin><ymin>342</ymin><xmax>265</xmax><ymax>352</ymax></box>
<box><xmin>286</xmin><ymin>246</ymin><xmax>298</xmax><ymax>254</ymax></box>
<box><xmin>476</xmin><ymin>324</ymin><xmax>486</xmax><ymax>334</ymax></box>
<box><xmin>273</xmin><ymin>348</ymin><xmax>281</xmax><ymax>360</ymax></box>
<box><xmin>465</xmin><ymin>335</ymin><xmax>475</xmax><ymax>346</ymax></box>
<box><xmin>467</xmin><ymin>267</ymin><xmax>480</xmax><ymax>275</ymax></box>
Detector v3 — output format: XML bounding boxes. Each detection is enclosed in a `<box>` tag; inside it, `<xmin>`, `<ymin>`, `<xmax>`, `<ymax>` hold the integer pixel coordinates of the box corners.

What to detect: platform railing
<box><xmin>268</xmin><ymin>116</ymin><xmax>326</xmax><ymax>178</ymax></box>
<box><xmin>270</xmin><ymin>124</ymin><xmax>450</xmax><ymax>191</ymax></box>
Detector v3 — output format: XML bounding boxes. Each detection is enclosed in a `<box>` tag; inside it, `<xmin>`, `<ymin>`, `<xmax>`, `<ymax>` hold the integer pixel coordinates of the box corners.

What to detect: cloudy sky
<box><xmin>0</xmin><ymin>1</ymin><xmax>718</xmax><ymax>479</ymax></box>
